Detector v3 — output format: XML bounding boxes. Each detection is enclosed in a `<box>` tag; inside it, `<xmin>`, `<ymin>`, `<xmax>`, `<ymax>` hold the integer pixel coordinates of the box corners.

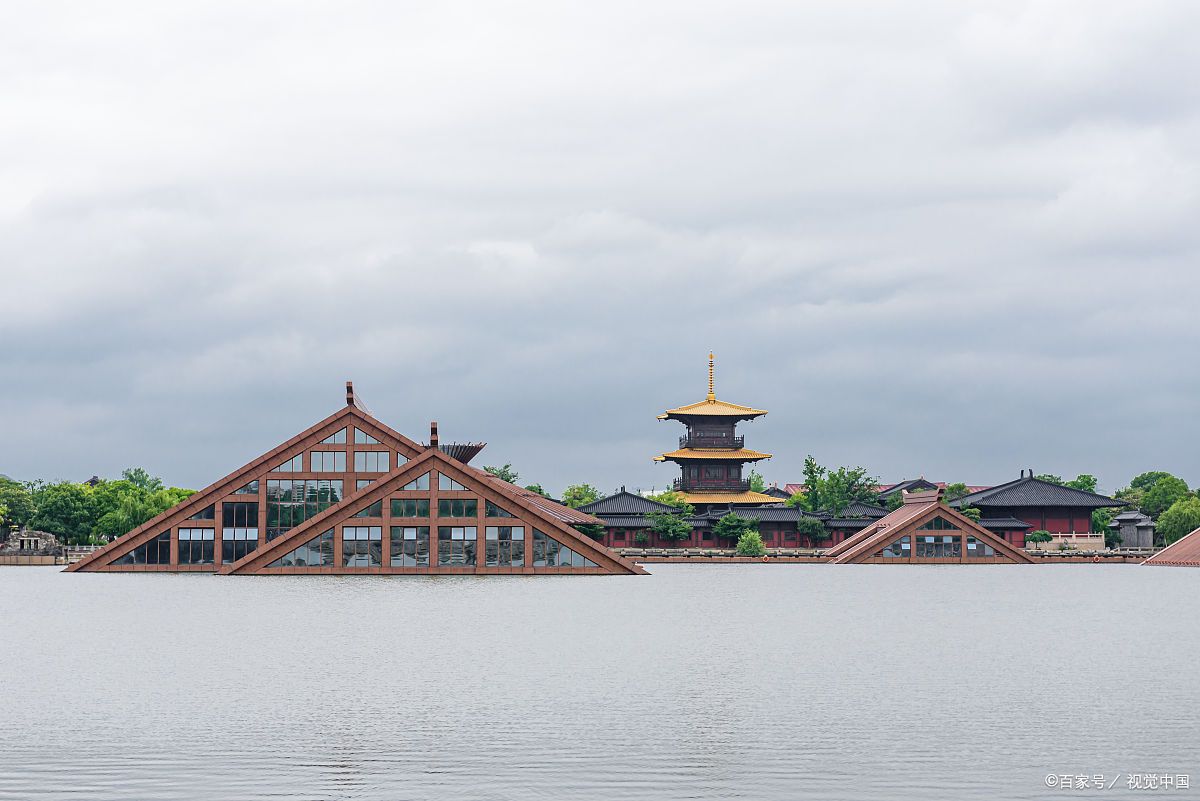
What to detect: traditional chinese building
<box><xmin>655</xmin><ymin>354</ymin><xmax>780</xmax><ymax>510</ymax></box>
<box><xmin>949</xmin><ymin>471</ymin><xmax>1125</xmax><ymax>549</ymax></box>
<box><xmin>67</xmin><ymin>383</ymin><xmax>643</xmax><ymax>576</ymax></box>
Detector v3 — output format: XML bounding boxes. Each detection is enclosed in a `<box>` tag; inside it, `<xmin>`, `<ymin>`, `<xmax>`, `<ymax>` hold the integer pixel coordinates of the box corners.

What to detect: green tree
<box><xmin>1130</xmin><ymin>471</ymin><xmax>1174</xmax><ymax>493</ymax></box>
<box><xmin>713</xmin><ymin>512</ymin><xmax>757</xmax><ymax>544</ymax></box>
<box><xmin>1114</xmin><ymin>486</ymin><xmax>1144</xmax><ymax>510</ymax></box>
<box><xmin>484</xmin><ymin>464</ymin><xmax>519</xmax><ymax>483</ymax></box>
<box><xmin>748</xmin><ymin>470</ymin><xmax>766</xmax><ymax>493</ymax></box>
<box><xmin>885</xmin><ymin>492</ymin><xmax>904</xmax><ymax>511</ymax></box>
<box><xmin>818</xmin><ymin>466</ymin><xmax>878</xmax><ymax>516</ymax></box>
<box><xmin>121</xmin><ymin>467</ymin><xmax>163</xmax><ymax>493</ymax></box>
<box><xmin>0</xmin><ymin>479</ymin><xmax>35</xmax><ymax>529</ymax></box>
<box><xmin>735</xmin><ymin>529</ymin><xmax>767</xmax><ymax>557</ymax></box>
<box><xmin>785</xmin><ymin>491</ymin><xmax>808</xmax><ymax>509</ymax></box>
<box><xmin>801</xmin><ymin>456</ymin><xmax>825</xmax><ymax>512</ymax></box>
<box><xmin>1026</xmin><ymin>530</ymin><xmax>1053</xmax><ymax>550</ymax></box>
<box><xmin>1143</xmin><ymin>475</ymin><xmax>1190</xmax><ymax>518</ymax></box>
<box><xmin>522</xmin><ymin>483</ymin><xmax>548</xmax><ymax>497</ymax></box>
<box><xmin>1035</xmin><ymin>473</ymin><xmax>1064</xmax><ymax>485</ymax></box>
<box><xmin>646</xmin><ymin>511</ymin><xmax>692</xmax><ymax>542</ymax></box>
<box><xmin>944</xmin><ymin>483</ymin><xmax>970</xmax><ymax>502</ymax></box>
<box><xmin>29</xmin><ymin>482</ymin><xmax>96</xmax><ymax>544</ymax></box>
<box><xmin>573</xmin><ymin>523</ymin><xmax>606</xmax><ymax>541</ymax></box>
<box><xmin>561</xmin><ymin>483</ymin><xmax>600</xmax><ymax>509</ymax></box>
<box><xmin>646</xmin><ymin>490</ymin><xmax>695</xmax><ymax>515</ymax></box>
<box><xmin>1092</xmin><ymin>507</ymin><xmax>1114</xmax><ymax>535</ymax></box>
<box><xmin>1156</xmin><ymin>497</ymin><xmax>1200</xmax><ymax>546</ymax></box>
<box><xmin>1065</xmin><ymin>474</ymin><xmax>1098</xmax><ymax>493</ymax></box>
<box><xmin>958</xmin><ymin>506</ymin><xmax>981</xmax><ymax>522</ymax></box>
<box><xmin>795</xmin><ymin>516</ymin><xmax>828</xmax><ymax>547</ymax></box>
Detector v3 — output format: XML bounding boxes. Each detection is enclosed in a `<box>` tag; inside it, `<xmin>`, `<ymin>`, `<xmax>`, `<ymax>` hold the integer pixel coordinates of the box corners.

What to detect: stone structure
<box><xmin>1108</xmin><ymin>510</ymin><xmax>1155</xmax><ymax>549</ymax></box>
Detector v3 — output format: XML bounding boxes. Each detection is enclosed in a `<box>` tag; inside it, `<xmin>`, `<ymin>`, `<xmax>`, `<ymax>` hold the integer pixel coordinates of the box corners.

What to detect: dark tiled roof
<box><xmin>594</xmin><ymin>515</ymin><xmax>655</xmax><ymax>528</ymax></box>
<box><xmin>843</xmin><ymin>501</ymin><xmax>889</xmax><ymax>518</ymax></box>
<box><xmin>579</xmin><ymin>491</ymin><xmax>681</xmax><ymax>516</ymax></box>
<box><xmin>1110</xmin><ymin>510</ymin><xmax>1153</xmax><ymax>524</ymax></box>
<box><xmin>762</xmin><ymin>486</ymin><xmax>792</xmax><ymax>499</ymax></box>
<box><xmin>978</xmin><ymin>517</ymin><xmax>1032</xmax><ymax>530</ymax></box>
<box><xmin>877</xmin><ymin>478</ymin><xmax>939</xmax><ymax>498</ymax></box>
<box><xmin>951</xmin><ymin>477</ymin><xmax>1123</xmax><ymax>509</ymax></box>
<box><xmin>825</xmin><ymin>518</ymin><xmax>876</xmax><ymax>529</ymax></box>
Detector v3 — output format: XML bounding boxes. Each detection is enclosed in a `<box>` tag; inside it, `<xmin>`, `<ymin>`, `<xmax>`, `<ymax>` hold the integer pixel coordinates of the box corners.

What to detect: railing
<box><xmin>672</xmin><ymin>478</ymin><xmax>751</xmax><ymax>493</ymax></box>
<box><xmin>679</xmin><ymin>435</ymin><xmax>743</xmax><ymax>450</ymax></box>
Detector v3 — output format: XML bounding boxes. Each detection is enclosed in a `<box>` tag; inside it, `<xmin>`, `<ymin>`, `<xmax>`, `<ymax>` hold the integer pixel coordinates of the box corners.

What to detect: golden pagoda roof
<box><xmin>657</xmin><ymin>398</ymin><xmax>767</xmax><ymax>420</ymax></box>
<box><xmin>657</xmin><ymin>353</ymin><xmax>767</xmax><ymax>420</ymax></box>
<box><xmin>677</xmin><ymin>490</ymin><xmax>785</xmax><ymax>505</ymax></box>
<box><xmin>654</xmin><ymin>448</ymin><xmax>772</xmax><ymax>462</ymax></box>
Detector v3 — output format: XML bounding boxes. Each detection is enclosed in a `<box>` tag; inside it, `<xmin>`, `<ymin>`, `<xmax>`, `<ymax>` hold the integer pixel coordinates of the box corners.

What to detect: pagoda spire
<box><xmin>707</xmin><ymin>352</ymin><xmax>715</xmax><ymax>401</ymax></box>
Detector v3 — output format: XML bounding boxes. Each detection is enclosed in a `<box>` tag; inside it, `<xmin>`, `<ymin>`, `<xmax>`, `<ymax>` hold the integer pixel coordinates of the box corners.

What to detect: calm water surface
<box><xmin>1</xmin><ymin>565</ymin><xmax>1197</xmax><ymax>801</ymax></box>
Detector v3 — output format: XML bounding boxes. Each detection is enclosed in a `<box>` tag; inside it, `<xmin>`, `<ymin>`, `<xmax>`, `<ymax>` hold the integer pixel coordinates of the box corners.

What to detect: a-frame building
<box><xmin>823</xmin><ymin>489</ymin><xmax>1035</xmax><ymax>564</ymax></box>
<box><xmin>68</xmin><ymin>384</ymin><xmax>643</xmax><ymax>576</ymax></box>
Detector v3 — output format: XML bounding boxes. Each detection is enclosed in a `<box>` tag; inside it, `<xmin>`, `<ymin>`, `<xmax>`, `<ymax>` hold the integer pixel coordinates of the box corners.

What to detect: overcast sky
<box><xmin>2</xmin><ymin>1</ymin><xmax>1198</xmax><ymax>496</ymax></box>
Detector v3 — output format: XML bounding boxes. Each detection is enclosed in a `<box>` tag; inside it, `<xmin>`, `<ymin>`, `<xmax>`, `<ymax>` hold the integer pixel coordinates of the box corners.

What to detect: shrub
<box><xmin>634</xmin><ymin>531</ymin><xmax>649</xmax><ymax>545</ymax></box>
<box><xmin>647</xmin><ymin>511</ymin><xmax>692</xmax><ymax>541</ymax></box>
<box><xmin>795</xmin><ymin>516</ymin><xmax>828</xmax><ymax>546</ymax></box>
<box><xmin>736</xmin><ymin>530</ymin><xmax>767</xmax><ymax>557</ymax></box>
<box><xmin>713</xmin><ymin>512</ymin><xmax>756</xmax><ymax>543</ymax></box>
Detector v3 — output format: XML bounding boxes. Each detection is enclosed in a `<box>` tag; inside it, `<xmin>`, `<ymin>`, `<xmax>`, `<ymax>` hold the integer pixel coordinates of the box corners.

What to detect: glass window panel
<box><xmin>178</xmin><ymin>528</ymin><xmax>216</xmax><ymax>564</ymax></box>
<box><xmin>438</xmin><ymin>473</ymin><xmax>467</xmax><ymax>491</ymax></box>
<box><xmin>353</xmin><ymin>500</ymin><xmax>383</xmax><ymax>518</ymax></box>
<box><xmin>274</xmin><ymin>454</ymin><xmax>303</xmax><ymax>472</ymax></box>
<box><xmin>354</xmin><ymin>428</ymin><xmax>381</xmax><ymax>444</ymax></box>
<box><xmin>188</xmin><ymin>504</ymin><xmax>215</xmax><ymax>520</ymax></box>
<box><xmin>485</xmin><ymin>501</ymin><xmax>515</xmax><ymax>518</ymax></box>
<box><xmin>389</xmin><ymin>526</ymin><xmax>430</xmax><ymax>567</ymax></box>
<box><xmin>438</xmin><ymin>498</ymin><xmax>477</xmax><ymax>518</ymax></box>
<box><xmin>391</xmin><ymin>498</ymin><xmax>429</xmax><ymax>517</ymax></box>
<box><xmin>310</xmin><ymin>451</ymin><xmax>346</xmax><ymax>472</ymax></box>
<box><xmin>400</xmin><ymin>472</ymin><xmax>430</xmax><ymax>491</ymax></box>
<box><xmin>270</xmin><ymin>528</ymin><xmax>334</xmax><ymax>567</ymax></box>
<box><xmin>354</xmin><ymin>451</ymin><xmax>391</xmax><ymax>473</ymax></box>
<box><xmin>320</xmin><ymin>428</ymin><xmax>347</xmax><ymax>444</ymax></box>
<box><xmin>232</xmin><ymin>480</ymin><xmax>259</xmax><ymax>495</ymax></box>
<box><xmin>437</xmin><ymin>526</ymin><xmax>477</xmax><ymax>565</ymax></box>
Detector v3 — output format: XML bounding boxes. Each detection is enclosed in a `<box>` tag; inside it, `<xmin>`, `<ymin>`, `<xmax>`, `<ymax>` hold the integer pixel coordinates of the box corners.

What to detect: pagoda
<box><xmin>655</xmin><ymin>354</ymin><xmax>778</xmax><ymax>509</ymax></box>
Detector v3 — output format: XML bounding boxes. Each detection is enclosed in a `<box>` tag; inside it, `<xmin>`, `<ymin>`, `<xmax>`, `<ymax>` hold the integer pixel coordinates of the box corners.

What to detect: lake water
<box><xmin>1</xmin><ymin>564</ymin><xmax>1198</xmax><ymax>801</ymax></box>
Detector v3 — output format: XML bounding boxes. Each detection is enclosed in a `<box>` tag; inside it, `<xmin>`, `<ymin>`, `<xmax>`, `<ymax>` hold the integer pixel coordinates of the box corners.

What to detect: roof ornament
<box><xmin>707</xmin><ymin>352</ymin><xmax>715</xmax><ymax>401</ymax></box>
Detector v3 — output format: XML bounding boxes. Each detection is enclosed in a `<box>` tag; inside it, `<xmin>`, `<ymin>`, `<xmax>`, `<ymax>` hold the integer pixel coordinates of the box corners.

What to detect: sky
<box><xmin>2</xmin><ymin>0</ymin><xmax>1199</xmax><ymax>496</ymax></box>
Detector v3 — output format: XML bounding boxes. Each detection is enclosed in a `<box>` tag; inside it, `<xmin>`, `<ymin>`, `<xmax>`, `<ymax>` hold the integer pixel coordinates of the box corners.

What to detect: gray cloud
<box><xmin>2</xmin><ymin>0</ymin><xmax>1199</xmax><ymax>495</ymax></box>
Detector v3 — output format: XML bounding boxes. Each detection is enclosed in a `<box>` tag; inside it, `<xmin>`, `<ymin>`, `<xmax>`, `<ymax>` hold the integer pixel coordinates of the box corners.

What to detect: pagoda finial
<box><xmin>706</xmin><ymin>352</ymin><xmax>715</xmax><ymax>401</ymax></box>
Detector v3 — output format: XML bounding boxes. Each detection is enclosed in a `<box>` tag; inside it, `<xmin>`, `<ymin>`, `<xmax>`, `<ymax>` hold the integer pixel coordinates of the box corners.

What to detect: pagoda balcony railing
<box><xmin>673</xmin><ymin>478</ymin><xmax>751</xmax><ymax>493</ymax></box>
<box><xmin>679</xmin><ymin>435</ymin><xmax>744</xmax><ymax>450</ymax></box>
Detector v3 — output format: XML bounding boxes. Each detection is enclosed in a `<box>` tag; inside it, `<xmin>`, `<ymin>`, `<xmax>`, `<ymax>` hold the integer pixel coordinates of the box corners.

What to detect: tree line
<box><xmin>0</xmin><ymin>469</ymin><xmax>195</xmax><ymax>546</ymax></box>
